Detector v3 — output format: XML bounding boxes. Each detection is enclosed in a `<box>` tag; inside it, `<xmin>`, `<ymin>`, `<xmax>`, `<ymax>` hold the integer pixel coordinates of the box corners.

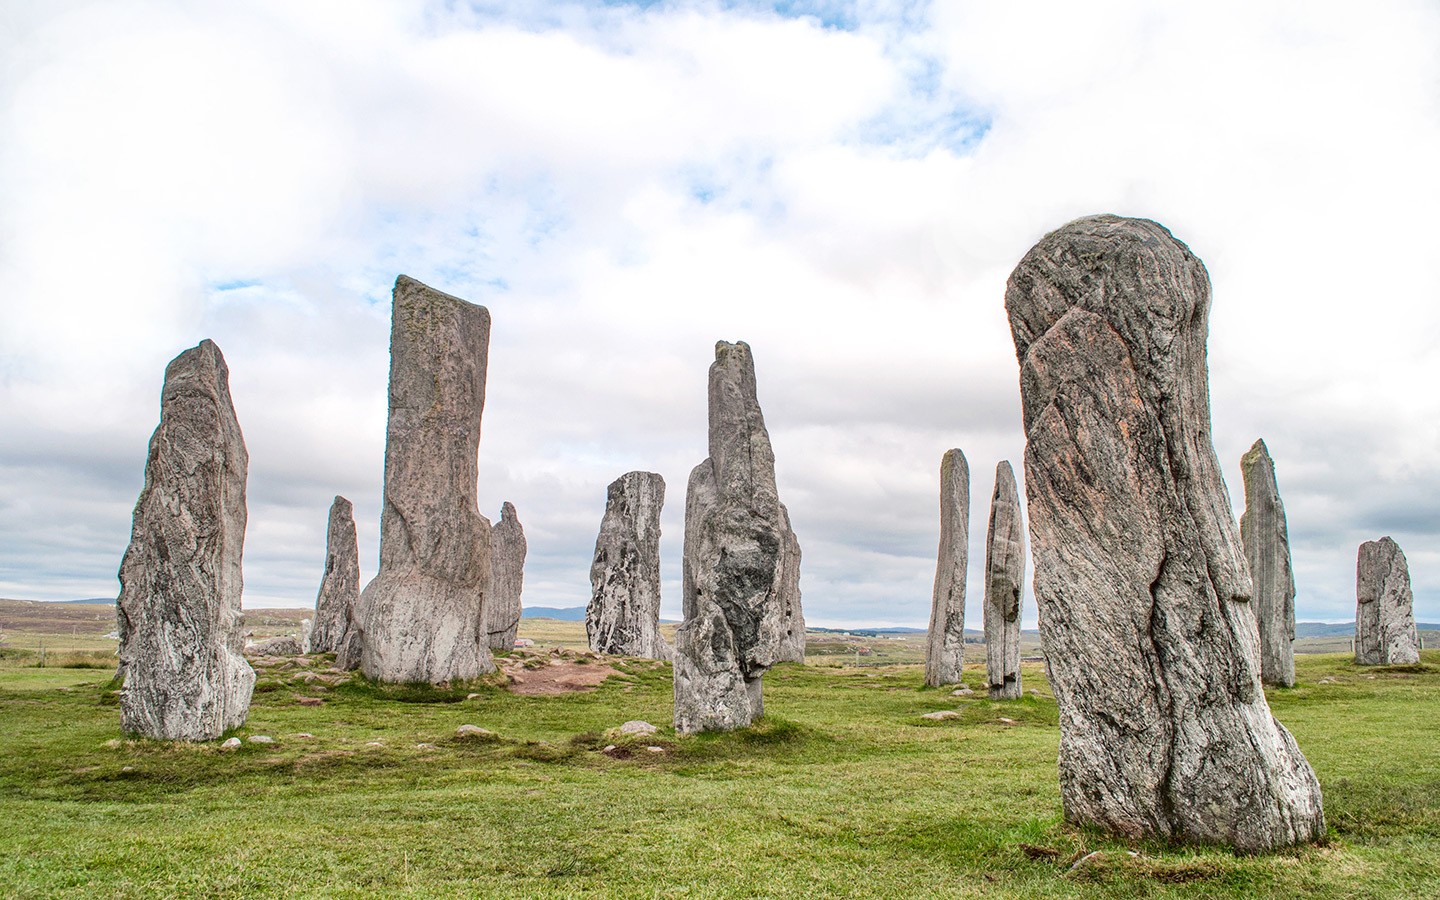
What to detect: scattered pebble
<box><xmin>120</xmin><ymin>766</ymin><xmax>134</xmax><ymax>773</ymax></box>
<box><xmin>1318</xmin><ymin>677</ymin><xmax>1337</xmax><ymax>685</ymax></box>
<box><xmin>921</xmin><ymin>711</ymin><xmax>962</xmax><ymax>720</ymax></box>
<box><xmin>466</xmin><ymin>693</ymin><xmax>481</xmax><ymax>700</ymax></box>
<box><xmin>645</xmin><ymin>746</ymin><xmax>665</xmax><ymax>753</ymax></box>
<box><xmin>602</xmin><ymin>744</ymin><xmax>617</xmax><ymax>753</ymax></box>
<box><xmin>415</xmin><ymin>743</ymin><xmax>437</xmax><ymax>750</ymax></box>
<box><xmin>248</xmin><ymin>735</ymin><xmax>275</xmax><ymax>744</ymax></box>
<box><xmin>455</xmin><ymin>724</ymin><xmax>493</xmax><ymax>738</ymax></box>
<box><xmin>365</xmin><ymin>741</ymin><xmax>384</xmax><ymax>748</ymax></box>
<box><xmin>951</xmin><ymin>687</ymin><xmax>975</xmax><ymax>696</ymax></box>
<box><xmin>104</xmin><ymin>738</ymin><xmax>123</xmax><ymax>749</ymax></box>
<box><xmin>220</xmin><ymin>737</ymin><xmax>242</xmax><ymax>751</ymax></box>
<box><xmin>293</xmin><ymin>733</ymin><xmax>315</xmax><ymax>740</ymax></box>
<box><xmin>618</xmin><ymin>720</ymin><xmax>658</xmax><ymax>735</ymax></box>
<box><xmin>296</xmin><ymin>697</ymin><xmax>324</xmax><ymax>707</ymax></box>
<box><xmin>997</xmin><ymin>717</ymin><xmax>1018</xmax><ymax>726</ymax></box>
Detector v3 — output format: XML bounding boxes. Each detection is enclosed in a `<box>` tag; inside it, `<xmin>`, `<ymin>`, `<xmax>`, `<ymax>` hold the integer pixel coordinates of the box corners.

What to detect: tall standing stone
<box><xmin>925</xmin><ymin>449</ymin><xmax>969</xmax><ymax>687</ymax></box>
<box><xmin>116</xmin><ymin>340</ymin><xmax>255</xmax><ymax>740</ymax></box>
<box><xmin>1006</xmin><ymin>214</ymin><xmax>1324</xmax><ymax>851</ymax></box>
<box><xmin>588</xmin><ymin>472</ymin><xmax>669</xmax><ymax>659</ymax></box>
<box><xmin>351</xmin><ymin>275</ymin><xmax>495</xmax><ymax>684</ymax></box>
<box><xmin>1240</xmin><ymin>440</ymin><xmax>1297</xmax><ymax>687</ymax></box>
<box><xmin>487</xmin><ymin>502</ymin><xmax>526</xmax><ymax>651</ymax></box>
<box><xmin>983</xmin><ymin>461</ymin><xmax>1025</xmax><ymax>700</ymax></box>
<box><xmin>673</xmin><ymin>341</ymin><xmax>803</xmax><ymax>733</ymax></box>
<box><xmin>310</xmin><ymin>496</ymin><xmax>360</xmax><ymax>657</ymax></box>
<box><xmin>1355</xmin><ymin>537</ymin><xmax>1420</xmax><ymax>665</ymax></box>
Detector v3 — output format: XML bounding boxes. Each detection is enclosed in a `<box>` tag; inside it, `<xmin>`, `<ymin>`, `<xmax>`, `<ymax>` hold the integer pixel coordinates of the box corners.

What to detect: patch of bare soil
<box><xmin>496</xmin><ymin>647</ymin><xmax>619</xmax><ymax>695</ymax></box>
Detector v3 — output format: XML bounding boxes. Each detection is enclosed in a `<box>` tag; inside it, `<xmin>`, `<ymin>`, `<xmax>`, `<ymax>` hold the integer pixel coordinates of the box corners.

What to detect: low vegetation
<box><xmin>2</xmin><ymin>613</ymin><xmax>1438</xmax><ymax>898</ymax></box>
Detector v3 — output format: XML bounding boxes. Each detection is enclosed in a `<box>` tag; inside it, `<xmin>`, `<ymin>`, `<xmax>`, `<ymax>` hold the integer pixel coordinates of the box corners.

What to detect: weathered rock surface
<box><xmin>351</xmin><ymin>275</ymin><xmax>495</xmax><ymax>684</ymax></box>
<box><xmin>587</xmin><ymin>471</ymin><xmax>670</xmax><ymax>659</ymax></box>
<box><xmin>673</xmin><ymin>341</ymin><xmax>803</xmax><ymax>733</ymax></box>
<box><xmin>487</xmin><ymin>502</ymin><xmax>526</xmax><ymax>651</ymax></box>
<box><xmin>1355</xmin><ymin>537</ymin><xmax>1420</xmax><ymax>665</ymax></box>
<box><xmin>245</xmin><ymin>636</ymin><xmax>303</xmax><ymax>657</ymax></box>
<box><xmin>983</xmin><ymin>461</ymin><xmax>1025</xmax><ymax>700</ymax></box>
<box><xmin>1005</xmin><ymin>214</ymin><xmax>1324</xmax><ymax>851</ymax></box>
<box><xmin>310</xmin><ymin>496</ymin><xmax>360</xmax><ymax>656</ymax></box>
<box><xmin>1240</xmin><ymin>440</ymin><xmax>1297</xmax><ymax>687</ymax></box>
<box><xmin>116</xmin><ymin>339</ymin><xmax>256</xmax><ymax>741</ymax></box>
<box><xmin>925</xmin><ymin>449</ymin><xmax>970</xmax><ymax>687</ymax></box>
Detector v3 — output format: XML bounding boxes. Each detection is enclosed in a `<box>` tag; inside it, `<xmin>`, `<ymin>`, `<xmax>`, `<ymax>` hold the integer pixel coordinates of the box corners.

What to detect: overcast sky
<box><xmin>2</xmin><ymin>0</ymin><xmax>1438</xmax><ymax>628</ymax></box>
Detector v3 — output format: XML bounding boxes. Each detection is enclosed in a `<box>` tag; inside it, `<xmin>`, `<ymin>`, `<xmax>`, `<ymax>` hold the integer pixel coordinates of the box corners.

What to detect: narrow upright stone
<box><xmin>673</xmin><ymin>341</ymin><xmax>803</xmax><ymax>733</ymax></box>
<box><xmin>1355</xmin><ymin>537</ymin><xmax>1420</xmax><ymax>665</ymax></box>
<box><xmin>983</xmin><ymin>461</ymin><xmax>1025</xmax><ymax>700</ymax></box>
<box><xmin>588</xmin><ymin>472</ymin><xmax>669</xmax><ymax>659</ymax></box>
<box><xmin>487</xmin><ymin>502</ymin><xmax>526</xmax><ymax>652</ymax></box>
<box><xmin>116</xmin><ymin>340</ymin><xmax>255</xmax><ymax>740</ymax></box>
<box><xmin>351</xmin><ymin>275</ymin><xmax>495</xmax><ymax>684</ymax></box>
<box><xmin>1006</xmin><ymin>214</ymin><xmax>1324</xmax><ymax>851</ymax></box>
<box><xmin>925</xmin><ymin>449</ymin><xmax>969</xmax><ymax>687</ymax></box>
<box><xmin>310</xmin><ymin>496</ymin><xmax>360</xmax><ymax>656</ymax></box>
<box><xmin>1240</xmin><ymin>440</ymin><xmax>1296</xmax><ymax>687</ymax></box>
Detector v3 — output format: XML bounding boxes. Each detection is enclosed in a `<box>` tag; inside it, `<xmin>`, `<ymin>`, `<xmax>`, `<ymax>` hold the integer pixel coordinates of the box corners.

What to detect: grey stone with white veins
<box><xmin>351</xmin><ymin>275</ymin><xmax>495</xmax><ymax>684</ymax></box>
<box><xmin>587</xmin><ymin>471</ymin><xmax>670</xmax><ymax>659</ymax></box>
<box><xmin>1005</xmin><ymin>214</ymin><xmax>1324</xmax><ymax>851</ymax></box>
<box><xmin>117</xmin><ymin>339</ymin><xmax>255</xmax><ymax>741</ymax></box>
<box><xmin>487</xmin><ymin>502</ymin><xmax>527</xmax><ymax>651</ymax></box>
<box><xmin>1240</xmin><ymin>440</ymin><xmax>1296</xmax><ymax>687</ymax></box>
<box><xmin>983</xmin><ymin>460</ymin><xmax>1025</xmax><ymax>700</ymax></box>
<box><xmin>673</xmin><ymin>341</ymin><xmax>803</xmax><ymax>733</ymax></box>
<box><xmin>925</xmin><ymin>448</ymin><xmax>969</xmax><ymax>687</ymax></box>
<box><xmin>1355</xmin><ymin>537</ymin><xmax>1420</xmax><ymax>665</ymax></box>
<box><xmin>310</xmin><ymin>495</ymin><xmax>360</xmax><ymax>656</ymax></box>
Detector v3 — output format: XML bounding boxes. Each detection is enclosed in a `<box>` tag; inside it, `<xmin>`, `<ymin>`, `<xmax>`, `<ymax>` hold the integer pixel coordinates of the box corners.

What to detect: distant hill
<box><xmin>522</xmin><ymin>606</ymin><xmax>587</xmax><ymax>622</ymax></box>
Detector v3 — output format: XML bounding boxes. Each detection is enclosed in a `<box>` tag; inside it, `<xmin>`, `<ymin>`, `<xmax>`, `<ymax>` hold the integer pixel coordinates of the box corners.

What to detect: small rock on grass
<box><xmin>248</xmin><ymin>735</ymin><xmax>275</xmax><ymax>744</ymax></box>
<box><xmin>922</xmin><ymin>711</ymin><xmax>962</xmax><ymax>720</ymax></box>
<box><xmin>618</xmin><ymin>720</ymin><xmax>658</xmax><ymax>735</ymax></box>
<box><xmin>296</xmin><ymin>697</ymin><xmax>324</xmax><ymax>706</ymax></box>
<box><xmin>951</xmin><ymin>687</ymin><xmax>975</xmax><ymax>696</ymax></box>
<box><xmin>416</xmin><ymin>743</ymin><xmax>437</xmax><ymax>750</ymax></box>
<box><xmin>293</xmin><ymin>733</ymin><xmax>315</xmax><ymax>739</ymax></box>
<box><xmin>997</xmin><ymin>717</ymin><xmax>1018</xmax><ymax>726</ymax></box>
<box><xmin>645</xmin><ymin>746</ymin><xmax>665</xmax><ymax>753</ymax></box>
<box><xmin>602</xmin><ymin>744</ymin><xmax>618</xmax><ymax>753</ymax></box>
<box><xmin>220</xmin><ymin>737</ymin><xmax>242</xmax><ymax>750</ymax></box>
<box><xmin>456</xmin><ymin>724</ymin><xmax>493</xmax><ymax>738</ymax></box>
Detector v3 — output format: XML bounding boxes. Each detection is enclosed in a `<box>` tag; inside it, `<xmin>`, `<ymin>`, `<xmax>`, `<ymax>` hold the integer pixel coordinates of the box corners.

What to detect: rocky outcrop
<box><xmin>983</xmin><ymin>461</ymin><xmax>1025</xmax><ymax>700</ymax></box>
<box><xmin>1240</xmin><ymin>440</ymin><xmax>1296</xmax><ymax>687</ymax></box>
<box><xmin>116</xmin><ymin>339</ymin><xmax>255</xmax><ymax>740</ymax></box>
<box><xmin>351</xmin><ymin>275</ymin><xmax>495</xmax><ymax>684</ymax></box>
<box><xmin>1355</xmin><ymin>537</ymin><xmax>1420</xmax><ymax>665</ymax></box>
<box><xmin>673</xmin><ymin>341</ymin><xmax>803</xmax><ymax>733</ymax></box>
<box><xmin>487</xmin><ymin>502</ymin><xmax>526</xmax><ymax>651</ymax></box>
<box><xmin>925</xmin><ymin>449</ymin><xmax>969</xmax><ymax>687</ymax></box>
<box><xmin>1005</xmin><ymin>214</ymin><xmax>1324</xmax><ymax>851</ymax></box>
<box><xmin>587</xmin><ymin>471</ymin><xmax>669</xmax><ymax>659</ymax></box>
<box><xmin>310</xmin><ymin>496</ymin><xmax>360</xmax><ymax>656</ymax></box>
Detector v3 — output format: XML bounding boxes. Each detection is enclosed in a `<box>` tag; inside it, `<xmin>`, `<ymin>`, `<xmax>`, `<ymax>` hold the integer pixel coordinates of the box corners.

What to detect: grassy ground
<box><xmin>1</xmin><ymin>636</ymin><xmax>1437</xmax><ymax>899</ymax></box>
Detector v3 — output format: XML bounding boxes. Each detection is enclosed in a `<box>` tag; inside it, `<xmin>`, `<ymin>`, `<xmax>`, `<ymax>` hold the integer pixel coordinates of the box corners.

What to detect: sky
<box><xmin>1</xmin><ymin>0</ymin><xmax>1438</xmax><ymax>628</ymax></box>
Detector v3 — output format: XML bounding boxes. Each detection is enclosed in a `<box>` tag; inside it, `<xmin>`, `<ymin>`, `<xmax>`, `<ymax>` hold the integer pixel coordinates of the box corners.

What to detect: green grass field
<box><xmin>2</xmin><ymin>629</ymin><xmax>1438</xmax><ymax>899</ymax></box>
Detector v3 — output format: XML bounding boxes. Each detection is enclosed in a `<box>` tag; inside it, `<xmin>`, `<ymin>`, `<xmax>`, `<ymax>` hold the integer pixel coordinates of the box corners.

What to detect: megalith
<box><xmin>1005</xmin><ymin>214</ymin><xmax>1324</xmax><ymax>851</ymax></box>
<box><xmin>1240</xmin><ymin>440</ymin><xmax>1297</xmax><ymax>686</ymax></box>
<box><xmin>310</xmin><ymin>495</ymin><xmax>360</xmax><ymax>657</ymax></box>
<box><xmin>983</xmin><ymin>461</ymin><xmax>1025</xmax><ymax>700</ymax></box>
<box><xmin>587</xmin><ymin>471</ymin><xmax>670</xmax><ymax>659</ymax></box>
<box><xmin>116</xmin><ymin>339</ymin><xmax>255</xmax><ymax>740</ymax></box>
<box><xmin>673</xmin><ymin>341</ymin><xmax>803</xmax><ymax>733</ymax></box>
<box><xmin>351</xmin><ymin>275</ymin><xmax>495</xmax><ymax>683</ymax></box>
<box><xmin>925</xmin><ymin>449</ymin><xmax>969</xmax><ymax>687</ymax></box>
<box><xmin>487</xmin><ymin>502</ymin><xmax>526</xmax><ymax>652</ymax></box>
<box><xmin>1355</xmin><ymin>537</ymin><xmax>1420</xmax><ymax>665</ymax></box>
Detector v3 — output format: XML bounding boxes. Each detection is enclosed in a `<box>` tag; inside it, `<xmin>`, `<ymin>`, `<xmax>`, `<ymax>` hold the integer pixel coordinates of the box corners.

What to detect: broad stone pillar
<box><xmin>983</xmin><ymin>461</ymin><xmax>1025</xmax><ymax>700</ymax></box>
<box><xmin>116</xmin><ymin>339</ymin><xmax>255</xmax><ymax>740</ymax></box>
<box><xmin>1005</xmin><ymin>214</ymin><xmax>1324</xmax><ymax>851</ymax></box>
<box><xmin>1355</xmin><ymin>537</ymin><xmax>1420</xmax><ymax>665</ymax></box>
<box><xmin>673</xmin><ymin>341</ymin><xmax>802</xmax><ymax>733</ymax></box>
<box><xmin>925</xmin><ymin>449</ymin><xmax>969</xmax><ymax>687</ymax></box>
<box><xmin>352</xmin><ymin>275</ymin><xmax>495</xmax><ymax>683</ymax></box>
<box><xmin>310</xmin><ymin>495</ymin><xmax>360</xmax><ymax>657</ymax></box>
<box><xmin>1240</xmin><ymin>440</ymin><xmax>1297</xmax><ymax>686</ymax></box>
<box><xmin>588</xmin><ymin>472</ymin><xmax>670</xmax><ymax>659</ymax></box>
<box><xmin>487</xmin><ymin>502</ymin><xmax>526</xmax><ymax>651</ymax></box>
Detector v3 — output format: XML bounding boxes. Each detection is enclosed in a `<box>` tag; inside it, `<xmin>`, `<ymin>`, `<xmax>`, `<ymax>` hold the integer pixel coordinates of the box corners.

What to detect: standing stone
<box><xmin>1355</xmin><ymin>537</ymin><xmax>1420</xmax><ymax>665</ymax></box>
<box><xmin>983</xmin><ymin>461</ymin><xmax>1025</xmax><ymax>700</ymax></box>
<box><xmin>1240</xmin><ymin>440</ymin><xmax>1297</xmax><ymax>687</ymax></box>
<box><xmin>116</xmin><ymin>340</ymin><xmax>255</xmax><ymax>740</ymax></box>
<box><xmin>310</xmin><ymin>496</ymin><xmax>360</xmax><ymax>657</ymax></box>
<box><xmin>673</xmin><ymin>341</ymin><xmax>803</xmax><ymax>733</ymax></box>
<box><xmin>351</xmin><ymin>275</ymin><xmax>495</xmax><ymax>684</ymax></box>
<box><xmin>487</xmin><ymin>502</ymin><xmax>526</xmax><ymax>651</ymax></box>
<box><xmin>925</xmin><ymin>449</ymin><xmax>969</xmax><ymax>687</ymax></box>
<box><xmin>587</xmin><ymin>472</ymin><xmax>670</xmax><ymax>659</ymax></box>
<box><xmin>1005</xmin><ymin>214</ymin><xmax>1324</xmax><ymax>851</ymax></box>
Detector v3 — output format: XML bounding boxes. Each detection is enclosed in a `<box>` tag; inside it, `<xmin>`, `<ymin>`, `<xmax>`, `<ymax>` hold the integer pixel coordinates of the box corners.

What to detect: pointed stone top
<box><xmin>164</xmin><ymin>339</ymin><xmax>229</xmax><ymax>389</ymax></box>
<box><xmin>331</xmin><ymin>495</ymin><xmax>353</xmax><ymax>513</ymax></box>
<box><xmin>393</xmin><ymin>274</ymin><xmax>490</xmax><ymax>320</ymax></box>
<box><xmin>500</xmin><ymin>501</ymin><xmax>518</xmax><ymax>522</ymax></box>
<box><xmin>1242</xmin><ymin>438</ymin><xmax>1271</xmax><ymax>465</ymax></box>
<box><xmin>994</xmin><ymin>458</ymin><xmax>1016</xmax><ymax>488</ymax></box>
<box><xmin>715</xmin><ymin>339</ymin><xmax>752</xmax><ymax>359</ymax></box>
